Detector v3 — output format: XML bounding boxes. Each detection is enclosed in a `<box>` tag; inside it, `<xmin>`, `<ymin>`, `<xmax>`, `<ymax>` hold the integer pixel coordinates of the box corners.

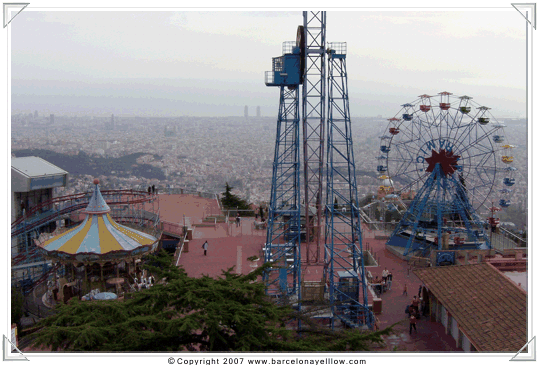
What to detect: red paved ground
<box><xmin>362</xmin><ymin>230</ymin><xmax>462</xmax><ymax>352</ymax></box>
<box><xmin>151</xmin><ymin>194</ymin><xmax>221</xmax><ymax>225</ymax></box>
<box><xmin>163</xmin><ymin>194</ymin><xmax>462</xmax><ymax>352</ymax></box>
<box><xmin>178</xmin><ymin>218</ymin><xmax>266</xmax><ymax>277</ymax></box>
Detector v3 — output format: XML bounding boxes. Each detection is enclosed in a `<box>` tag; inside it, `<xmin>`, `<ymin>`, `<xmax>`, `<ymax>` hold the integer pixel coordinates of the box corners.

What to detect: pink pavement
<box><xmin>178</xmin><ymin>218</ymin><xmax>266</xmax><ymax>278</ymax></box>
<box><xmin>151</xmin><ymin>194</ymin><xmax>221</xmax><ymax>225</ymax></box>
<box><xmin>165</xmin><ymin>194</ymin><xmax>462</xmax><ymax>351</ymax></box>
<box><xmin>363</xmin><ymin>232</ymin><xmax>462</xmax><ymax>352</ymax></box>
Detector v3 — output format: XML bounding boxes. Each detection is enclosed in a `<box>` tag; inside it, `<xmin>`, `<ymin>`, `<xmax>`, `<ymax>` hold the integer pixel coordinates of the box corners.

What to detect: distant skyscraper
<box><xmin>111</xmin><ymin>114</ymin><xmax>115</xmax><ymax>129</ymax></box>
<box><xmin>34</xmin><ymin>110</ymin><xmax>38</xmax><ymax>119</ymax></box>
<box><xmin>256</xmin><ymin>106</ymin><xmax>261</xmax><ymax>118</ymax></box>
<box><xmin>49</xmin><ymin>114</ymin><xmax>54</xmax><ymax>124</ymax></box>
<box><xmin>244</xmin><ymin>106</ymin><xmax>249</xmax><ymax>119</ymax></box>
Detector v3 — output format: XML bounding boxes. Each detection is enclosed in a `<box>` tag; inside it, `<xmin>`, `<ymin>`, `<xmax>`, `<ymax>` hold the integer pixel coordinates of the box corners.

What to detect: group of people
<box><xmin>132</xmin><ymin>272</ymin><xmax>155</xmax><ymax>291</ymax></box>
<box><xmin>406</xmin><ymin>286</ymin><xmax>429</xmax><ymax>334</ymax></box>
<box><xmin>371</xmin><ymin>267</ymin><xmax>393</xmax><ymax>295</ymax></box>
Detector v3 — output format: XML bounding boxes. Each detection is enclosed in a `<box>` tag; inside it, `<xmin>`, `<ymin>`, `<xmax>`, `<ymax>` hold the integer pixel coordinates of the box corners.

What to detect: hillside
<box><xmin>12</xmin><ymin>149</ymin><xmax>166</xmax><ymax>181</ymax></box>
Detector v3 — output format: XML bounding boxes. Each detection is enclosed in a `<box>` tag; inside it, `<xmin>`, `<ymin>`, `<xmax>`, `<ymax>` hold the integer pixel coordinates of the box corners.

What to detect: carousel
<box><xmin>36</xmin><ymin>179</ymin><xmax>161</xmax><ymax>306</ymax></box>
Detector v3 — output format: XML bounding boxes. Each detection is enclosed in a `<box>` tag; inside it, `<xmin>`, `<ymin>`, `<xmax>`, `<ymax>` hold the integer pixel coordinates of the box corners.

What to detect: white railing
<box><xmin>175</xmin><ymin>229</ymin><xmax>189</xmax><ymax>267</ymax></box>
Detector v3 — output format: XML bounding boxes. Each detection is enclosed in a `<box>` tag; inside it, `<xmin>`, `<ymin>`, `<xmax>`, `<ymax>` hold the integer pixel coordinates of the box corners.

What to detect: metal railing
<box><xmin>265</xmin><ymin>71</ymin><xmax>275</xmax><ymax>85</ymax></box>
<box><xmin>164</xmin><ymin>187</ymin><xmax>219</xmax><ymax>200</ymax></box>
<box><xmin>175</xmin><ymin>230</ymin><xmax>189</xmax><ymax>267</ymax></box>
<box><xmin>499</xmin><ymin>227</ymin><xmax>527</xmax><ymax>247</ymax></box>
<box><xmin>282</xmin><ymin>41</ymin><xmax>296</xmax><ymax>55</ymax></box>
<box><xmin>489</xmin><ymin>227</ymin><xmax>527</xmax><ymax>251</ymax></box>
<box><xmin>327</xmin><ymin>42</ymin><xmax>347</xmax><ymax>55</ymax></box>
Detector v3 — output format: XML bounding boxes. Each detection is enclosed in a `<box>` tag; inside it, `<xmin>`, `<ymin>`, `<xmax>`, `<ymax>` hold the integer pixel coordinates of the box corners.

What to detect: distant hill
<box><xmin>12</xmin><ymin>149</ymin><xmax>166</xmax><ymax>180</ymax></box>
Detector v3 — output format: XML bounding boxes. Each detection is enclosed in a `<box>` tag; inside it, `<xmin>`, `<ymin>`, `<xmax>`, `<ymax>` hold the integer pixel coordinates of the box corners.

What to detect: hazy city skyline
<box><xmin>10</xmin><ymin>8</ymin><xmax>527</xmax><ymax>118</ymax></box>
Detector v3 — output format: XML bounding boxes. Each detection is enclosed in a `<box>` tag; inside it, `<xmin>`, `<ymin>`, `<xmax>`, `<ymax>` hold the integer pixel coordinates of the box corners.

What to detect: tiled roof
<box><xmin>414</xmin><ymin>263</ymin><xmax>527</xmax><ymax>352</ymax></box>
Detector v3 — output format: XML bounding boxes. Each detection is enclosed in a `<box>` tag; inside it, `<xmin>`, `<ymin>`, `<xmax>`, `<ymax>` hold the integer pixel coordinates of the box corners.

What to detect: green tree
<box><xmin>221</xmin><ymin>183</ymin><xmax>251</xmax><ymax>212</ymax></box>
<box><xmin>29</xmin><ymin>251</ymin><xmax>389</xmax><ymax>352</ymax></box>
<box><xmin>11</xmin><ymin>287</ymin><xmax>25</xmax><ymax>331</ymax></box>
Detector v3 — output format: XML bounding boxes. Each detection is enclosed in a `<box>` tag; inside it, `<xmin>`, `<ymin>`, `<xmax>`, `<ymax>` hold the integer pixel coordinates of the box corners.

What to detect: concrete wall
<box><xmin>11</xmin><ymin>169</ymin><xmax>29</xmax><ymax>192</ymax></box>
<box><xmin>451</xmin><ymin>315</ymin><xmax>459</xmax><ymax>343</ymax></box>
<box><xmin>431</xmin><ymin>249</ymin><xmax>498</xmax><ymax>266</ymax></box>
<box><xmin>428</xmin><ymin>291</ymin><xmax>473</xmax><ymax>352</ymax></box>
<box><xmin>441</xmin><ymin>305</ymin><xmax>448</xmax><ymax>329</ymax></box>
<box><xmin>461</xmin><ymin>330</ymin><xmax>472</xmax><ymax>352</ymax></box>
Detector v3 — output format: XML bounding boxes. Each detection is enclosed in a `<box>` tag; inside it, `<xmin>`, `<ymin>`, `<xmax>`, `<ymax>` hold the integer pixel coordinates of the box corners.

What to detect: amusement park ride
<box><xmin>378</xmin><ymin>92</ymin><xmax>516</xmax><ymax>258</ymax></box>
<box><xmin>11</xmin><ymin>12</ymin><xmax>518</xmax><ymax>335</ymax></box>
<box><xmin>264</xmin><ymin>11</ymin><xmax>372</xmax><ymax>329</ymax></box>
<box><xmin>263</xmin><ymin>12</ymin><xmax>517</xmax><ymax>330</ymax></box>
<box><xmin>11</xmin><ymin>189</ymin><xmax>161</xmax><ymax>294</ymax></box>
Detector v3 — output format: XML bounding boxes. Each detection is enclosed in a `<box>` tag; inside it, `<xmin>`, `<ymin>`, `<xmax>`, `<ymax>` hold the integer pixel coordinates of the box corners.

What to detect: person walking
<box><xmin>411</xmin><ymin>295</ymin><xmax>420</xmax><ymax>316</ymax></box>
<box><xmin>236</xmin><ymin>214</ymin><xmax>241</xmax><ymax>228</ymax></box>
<box><xmin>202</xmin><ymin>240</ymin><xmax>209</xmax><ymax>256</ymax></box>
<box><xmin>409</xmin><ymin>311</ymin><xmax>418</xmax><ymax>334</ymax></box>
<box><xmin>382</xmin><ymin>267</ymin><xmax>389</xmax><ymax>285</ymax></box>
<box><xmin>403</xmin><ymin>283</ymin><xmax>408</xmax><ymax>296</ymax></box>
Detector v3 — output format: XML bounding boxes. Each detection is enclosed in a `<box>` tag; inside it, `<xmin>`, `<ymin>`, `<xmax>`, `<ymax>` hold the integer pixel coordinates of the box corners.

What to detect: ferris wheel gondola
<box><xmin>379</xmin><ymin>92</ymin><xmax>517</xmax><ymax>256</ymax></box>
<box><xmin>378</xmin><ymin>92</ymin><xmax>516</xmax><ymax>211</ymax></box>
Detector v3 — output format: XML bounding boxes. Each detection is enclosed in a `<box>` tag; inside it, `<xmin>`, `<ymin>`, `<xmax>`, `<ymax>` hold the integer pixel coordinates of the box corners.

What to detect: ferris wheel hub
<box><xmin>425</xmin><ymin>149</ymin><xmax>460</xmax><ymax>177</ymax></box>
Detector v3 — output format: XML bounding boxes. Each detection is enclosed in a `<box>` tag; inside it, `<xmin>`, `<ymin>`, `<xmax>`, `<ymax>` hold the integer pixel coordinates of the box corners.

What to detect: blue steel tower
<box><xmin>263</xmin><ymin>39</ymin><xmax>303</xmax><ymax>301</ymax></box>
<box><xmin>264</xmin><ymin>12</ymin><xmax>372</xmax><ymax>330</ymax></box>
<box><xmin>324</xmin><ymin>43</ymin><xmax>372</xmax><ymax>329</ymax></box>
<box><xmin>302</xmin><ymin>11</ymin><xmax>326</xmax><ymax>264</ymax></box>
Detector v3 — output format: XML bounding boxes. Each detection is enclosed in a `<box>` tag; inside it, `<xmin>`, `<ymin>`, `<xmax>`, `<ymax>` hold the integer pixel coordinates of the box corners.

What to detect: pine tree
<box><xmin>28</xmin><ymin>250</ymin><xmax>390</xmax><ymax>352</ymax></box>
<box><xmin>221</xmin><ymin>183</ymin><xmax>251</xmax><ymax>212</ymax></box>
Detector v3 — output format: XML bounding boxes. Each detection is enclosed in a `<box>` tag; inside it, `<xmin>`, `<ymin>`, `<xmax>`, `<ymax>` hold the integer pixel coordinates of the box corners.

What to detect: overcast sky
<box><xmin>11</xmin><ymin>9</ymin><xmax>526</xmax><ymax>118</ymax></box>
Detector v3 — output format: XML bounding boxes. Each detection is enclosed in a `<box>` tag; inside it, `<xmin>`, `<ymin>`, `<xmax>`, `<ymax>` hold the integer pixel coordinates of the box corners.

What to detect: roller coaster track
<box><xmin>11</xmin><ymin>189</ymin><xmax>166</xmax><ymax>290</ymax></box>
<box><xmin>11</xmin><ymin>189</ymin><xmax>157</xmax><ymax>237</ymax></box>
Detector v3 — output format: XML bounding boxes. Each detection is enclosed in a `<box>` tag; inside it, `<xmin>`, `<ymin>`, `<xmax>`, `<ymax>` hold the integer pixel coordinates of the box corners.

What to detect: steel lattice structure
<box><xmin>264</xmin><ymin>11</ymin><xmax>373</xmax><ymax>330</ymax></box>
<box><xmin>302</xmin><ymin>11</ymin><xmax>326</xmax><ymax>264</ymax></box>
<box><xmin>263</xmin><ymin>39</ymin><xmax>303</xmax><ymax>301</ymax></box>
<box><xmin>263</xmin><ymin>86</ymin><xmax>302</xmax><ymax>300</ymax></box>
<box><xmin>324</xmin><ymin>43</ymin><xmax>372</xmax><ymax>329</ymax></box>
<box><xmin>380</xmin><ymin>93</ymin><xmax>516</xmax><ymax>257</ymax></box>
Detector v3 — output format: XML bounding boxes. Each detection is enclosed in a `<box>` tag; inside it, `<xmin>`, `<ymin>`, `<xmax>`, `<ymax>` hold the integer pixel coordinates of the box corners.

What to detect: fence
<box><xmin>163</xmin><ymin>187</ymin><xmax>219</xmax><ymax>200</ymax></box>
<box><xmin>175</xmin><ymin>229</ymin><xmax>189</xmax><ymax>267</ymax></box>
<box><xmin>161</xmin><ymin>220</ymin><xmax>186</xmax><ymax>237</ymax></box>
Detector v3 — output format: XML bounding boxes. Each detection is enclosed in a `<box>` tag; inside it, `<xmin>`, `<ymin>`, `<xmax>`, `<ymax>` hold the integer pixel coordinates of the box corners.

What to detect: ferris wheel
<box><xmin>376</xmin><ymin>92</ymin><xmax>516</xmax><ymax>214</ymax></box>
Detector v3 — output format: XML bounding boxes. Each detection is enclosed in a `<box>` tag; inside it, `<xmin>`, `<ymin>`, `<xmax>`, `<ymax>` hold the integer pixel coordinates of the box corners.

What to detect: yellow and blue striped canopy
<box><xmin>41</xmin><ymin>213</ymin><xmax>156</xmax><ymax>255</ymax></box>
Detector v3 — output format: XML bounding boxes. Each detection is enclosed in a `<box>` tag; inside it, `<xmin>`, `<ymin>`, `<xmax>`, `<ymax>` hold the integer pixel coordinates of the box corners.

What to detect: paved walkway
<box><xmin>171</xmin><ymin>196</ymin><xmax>461</xmax><ymax>352</ymax></box>
<box><xmin>363</xmin><ymin>233</ymin><xmax>462</xmax><ymax>352</ymax></box>
<box><xmin>178</xmin><ymin>218</ymin><xmax>266</xmax><ymax>278</ymax></box>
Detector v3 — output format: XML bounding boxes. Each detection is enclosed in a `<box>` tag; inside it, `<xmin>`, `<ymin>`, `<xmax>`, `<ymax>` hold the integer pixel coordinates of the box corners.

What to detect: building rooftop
<box><xmin>414</xmin><ymin>262</ymin><xmax>527</xmax><ymax>352</ymax></box>
<box><xmin>11</xmin><ymin>156</ymin><xmax>68</xmax><ymax>178</ymax></box>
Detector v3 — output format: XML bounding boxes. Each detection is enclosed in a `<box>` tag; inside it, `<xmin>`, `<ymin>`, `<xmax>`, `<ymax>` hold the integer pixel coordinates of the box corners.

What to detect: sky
<box><xmin>10</xmin><ymin>8</ymin><xmax>527</xmax><ymax>118</ymax></box>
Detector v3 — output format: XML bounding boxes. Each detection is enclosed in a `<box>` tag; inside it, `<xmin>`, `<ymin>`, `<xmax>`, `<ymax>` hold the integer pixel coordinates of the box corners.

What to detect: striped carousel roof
<box><xmin>40</xmin><ymin>179</ymin><xmax>157</xmax><ymax>256</ymax></box>
<box><xmin>85</xmin><ymin>181</ymin><xmax>111</xmax><ymax>214</ymax></box>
